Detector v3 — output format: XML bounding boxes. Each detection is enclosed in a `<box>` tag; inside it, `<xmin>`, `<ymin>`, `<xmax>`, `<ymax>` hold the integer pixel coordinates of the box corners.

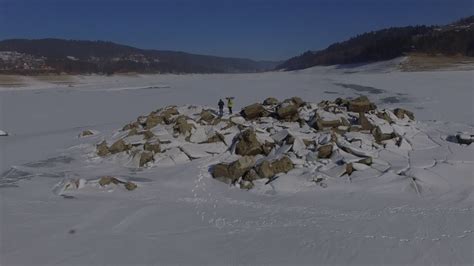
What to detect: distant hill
<box><xmin>277</xmin><ymin>16</ymin><xmax>474</xmax><ymax>71</ymax></box>
<box><xmin>0</xmin><ymin>39</ymin><xmax>279</xmax><ymax>74</ymax></box>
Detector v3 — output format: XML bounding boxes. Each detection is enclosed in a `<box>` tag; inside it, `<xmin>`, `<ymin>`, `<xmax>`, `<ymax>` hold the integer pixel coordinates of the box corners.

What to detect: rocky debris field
<box><xmin>85</xmin><ymin>95</ymin><xmax>472</xmax><ymax>192</ymax></box>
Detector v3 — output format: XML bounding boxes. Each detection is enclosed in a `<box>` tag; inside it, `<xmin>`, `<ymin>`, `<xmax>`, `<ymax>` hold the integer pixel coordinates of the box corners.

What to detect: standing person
<box><xmin>227</xmin><ymin>97</ymin><xmax>234</xmax><ymax>114</ymax></box>
<box><xmin>218</xmin><ymin>99</ymin><xmax>225</xmax><ymax>117</ymax></box>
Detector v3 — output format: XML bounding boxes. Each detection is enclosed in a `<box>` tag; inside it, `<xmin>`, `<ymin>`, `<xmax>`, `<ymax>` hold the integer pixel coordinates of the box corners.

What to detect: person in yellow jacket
<box><xmin>226</xmin><ymin>97</ymin><xmax>234</xmax><ymax>114</ymax></box>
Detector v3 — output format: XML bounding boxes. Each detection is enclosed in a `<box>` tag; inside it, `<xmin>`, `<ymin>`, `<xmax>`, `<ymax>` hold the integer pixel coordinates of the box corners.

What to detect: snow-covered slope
<box><xmin>0</xmin><ymin>67</ymin><xmax>473</xmax><ymax>265</ymax></box>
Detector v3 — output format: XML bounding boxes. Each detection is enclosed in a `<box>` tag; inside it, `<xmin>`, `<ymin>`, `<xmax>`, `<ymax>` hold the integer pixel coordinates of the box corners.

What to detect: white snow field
<box><xmin>1</xmin><ymin>62</ymin><xmax>473</xmax><ymax>265</ymax></box>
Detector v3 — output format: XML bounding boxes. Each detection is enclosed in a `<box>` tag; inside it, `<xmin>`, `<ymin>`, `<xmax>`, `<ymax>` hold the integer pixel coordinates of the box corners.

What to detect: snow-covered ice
<box><xmin>0</xmin><ymin>62</ymin><xmax>473</xmax><ymax>265</ymax></box>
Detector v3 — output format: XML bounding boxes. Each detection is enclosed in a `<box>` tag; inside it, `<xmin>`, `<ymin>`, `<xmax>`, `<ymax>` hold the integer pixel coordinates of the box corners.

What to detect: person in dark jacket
<box><xmin>218</xmin><ymin>99</ymin><xmax>225</xmax><ymax>117</ymax></box>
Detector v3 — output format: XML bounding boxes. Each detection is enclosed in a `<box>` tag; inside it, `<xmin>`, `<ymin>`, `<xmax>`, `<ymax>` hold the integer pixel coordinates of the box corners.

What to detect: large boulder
<box><xmin>127</xmin><ymin>128</ymin><xmax>139</xmax><ymax>137</ymax></box>
<box><xmin>200</xmin><ymin>110</ymin><xmax>216</xmax><ymax>123</ymax></box>
<box><xmin>142</xmin><ymin>130</ymin><xmax>155</xmax><ymax>140</ymax></box>
<box><xmin>311</xmin><ymin>110</ymin><xmax>347</xmax><ymax>130</ymax></box>
<box><xmin>212</xmin><ymin>156</ymin><xmax>256</xmax><ymax>184</ymax></box>
<box><xmin>109</xmin><ymin>139</ymin><xmax>131</xmax><ymax>154</ymax></box>
<box><xmin>96</xmin><ymin>141</ymin><xmax>110</xmax><ymax>157</ymax></box>
<box><xmin>160</xmin><ymin>106</ymin><xmax>179</xmax><ymax>124</ymax></box>
<box><xmin>317</xmin><ymin>144</ymin><xmax>333</xmax><ymax>158</ymax></box>
<box><xmin>256</xmin><ymin>160</ymin><xmax>274</xmax><ymax>179</ymax></box>
<box><xmin>276</xmin><ymin>102</ymin><xmax>299</xmax><ymax>121</ymax></box>
<box><xmin>173</xmin><ymin>116</ymin><xmax>194</xmax><ymax>137</ymax></box>
<box><xmin>204</xmin><ymin>132</ymin><xmax>225</xmax><ymax>143</ymax></box>
<box><xmin>393</xmin><ymin>108</ymin><xmax>414</xmax><ymax>120</ymax></box>
<box><xmin>373</xmin><ymin>126</ymin><xmax>395</xmax><ymax>143</ymax></box>
<box><xmin>314</xmin><ymin>118</ymin><xmax>342</xmax><ymax>130</ymax></box>
<box><xmin>347</xmin><ymin>96</ymin><xmax>376</xmax><ymax>113</ymax></box>
<box><xmin>290</xmin><ymin>96</ymin><xmax>305</xmax><ymax>107</ymax></box>
<box><xmin>263</xmin><ymin>97</ymin><xmax>279</xmax><ymax>106</ymax></box>
<box><xmin>211</xmin><ymin>163</ymin><xmax>232</xmax><ymax>184</ymax></box>
<box><xmin>144</xmin><ymin>114</ymin><xmax>164</xmax><ymax>129</ymax></box>
<box><xmin>144</xmin><ymin>142</ymin><xmax>161</xmax><ymax>153</ymax></box>
<box><xmin>235</xmin><ymin>129</ymin><xmax>264</xmax><ymax>156</ymax></box>
<box><xmin>271</xmin><ymin>156</ymin><xmax>294</xmax><ymax>174</ymax></box>
<box><xmin>256</xmin><ymin>156</ymin><xmax>294</xmax><ymax>179</ymax></box>
<box><xmin>139</xmin><ymin>151</ymin><xmax>154</xmax><ymax>167</ymax></box>
<box><xmin>122</xmin><ymin>121</ymin><xmax>140</xmax><ymax>131</ymax></box>
<box><xmin>241</xmin><ymin>103</ymin><xmax>268</xmax><ymax>120</ymax></box>
<box><xmin>228</xmin><ymin>156</ymin><xmax>256</xmax><ymax>180</ymax></box>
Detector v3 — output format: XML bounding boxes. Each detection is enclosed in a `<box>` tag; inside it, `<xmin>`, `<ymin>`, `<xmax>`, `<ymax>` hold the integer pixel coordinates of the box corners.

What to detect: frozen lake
<box><xmin>0</xmin><ymin>65</ymin><xmax>473</xmax><ymax>265</ymax></box>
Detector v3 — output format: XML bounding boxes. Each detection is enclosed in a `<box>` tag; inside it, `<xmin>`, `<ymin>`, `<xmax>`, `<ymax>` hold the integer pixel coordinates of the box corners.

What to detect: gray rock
<box><xmin>347</xmin><ymin>96</ymin><xmax>376</xmax><ymax>113</ymax></box>
<box><xmin>256</xmin><ymin>156</ymin><xmax>294</xmax><ymax>179</ymax></box>
<box><xmin>290</xmin><ymin>97</ymin><xmax>306</xmax><ymax>108</ymax></box>
<box><xmin>97</xmin><ymin>141</ymin><xmax>110</xmax><ymax>157</ymax></box>
<box><xmin>235</xmin><ymin>129</ymin><xmax>264</xmax><ymax>156</ymax></box>
<box><xmin>109</xmin><ymin>139</ymin><xmax>131</xmax><ymax>154</ymax></box>
<box><xmin>263</xmin><ymin>97</ymin><xmax>279</xmax><ymax>105</ymax></box>
<box><xmin>139</xmin><ymin>151</ymin><xmax>154</xmax><ymax>167</ymax></box>
<box><xmin>144</xmin><ymin>114</ymin><xmax>164</xmax><ymax>129</ymax></box>
<box><xmin>212</xmin><ymin>156</ymin><xmax>256</xmax><ymax>184</ymax></box>
<box><xmin>373</xmin><ymin>126</ymin><xmax>395</xmax><ymax>143</ymax></box>
<box><xmin>173</xmin><ymin>116</ymin><xmax>194</xmax><ymax>137</ymax></box>
<box><xmin>228</xmin><ymin>156</ymin><xmax>256</xmax><ymax>180</ymax></box>
<box><xmin>317</xmin><ymin>144</ymin><xmax>333</xmax><ymax>158</ymax></box>
<box><xmin>144</xmin><ymin>142</ymin><xmax>161</xmax><ymax>153</ymax></box>
<box><xmin>200</xmin><ymin>110</ymin><xmax>215</xmax><ymax>123</ymax></box>
<box><xmin>241</xmin><ymin>103</ymin><xmax>268</xmax><ymax>120</ymax></box>
<box><xmin>393</xmin><ymin>108</ymin><xmax>414</xmax><ymax>120</ymax></box>
<box><xmin>276</xmin><ymin>102</ymin><xmax>299</xmax><ymax>121</ymax></box>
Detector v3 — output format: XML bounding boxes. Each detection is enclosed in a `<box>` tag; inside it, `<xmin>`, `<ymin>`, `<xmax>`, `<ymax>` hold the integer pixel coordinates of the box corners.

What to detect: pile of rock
<box><xmin>95</xmin><ymin>105</ymin><xmax>229</xmax><ymax>168</ymax></box>
<box><xmin>93</xmin><ymin>96</ymin><xmax>423</xmax><ymax>190</ymax></box>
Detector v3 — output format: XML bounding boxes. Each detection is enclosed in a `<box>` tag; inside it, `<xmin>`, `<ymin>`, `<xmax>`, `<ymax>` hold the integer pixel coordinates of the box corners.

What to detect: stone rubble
<box><xmin>92</xmin><ymin>96</ymin><xmax>441</xmax><ymax>190</ymax></box>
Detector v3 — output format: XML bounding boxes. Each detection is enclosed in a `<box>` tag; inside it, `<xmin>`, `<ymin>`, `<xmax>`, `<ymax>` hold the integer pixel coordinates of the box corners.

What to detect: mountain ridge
<box><xmin>277</xmin><ymin>16</ymin><xmax>474</xmax><ymax>71</ymax></box>
<box><xmin>0</xmin><ymin>38</ymin><xmax>279</xmax><ymax>74</ymax></box>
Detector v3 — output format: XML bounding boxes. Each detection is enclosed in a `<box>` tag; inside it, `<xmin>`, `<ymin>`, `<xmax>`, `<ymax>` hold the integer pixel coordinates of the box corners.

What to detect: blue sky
<box><xmin>0</xmin><ymin>0</ymin><xmax>472</xmax><ymax>60</ymax></box>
